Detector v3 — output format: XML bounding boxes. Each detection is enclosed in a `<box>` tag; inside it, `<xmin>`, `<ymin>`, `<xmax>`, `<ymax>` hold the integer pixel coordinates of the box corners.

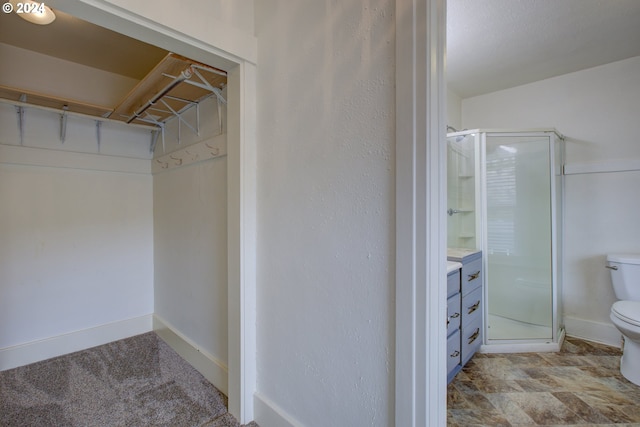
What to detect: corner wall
<box><xmin>152</xmin><ymin>97</ymin><xmax>229</xmax><ymax>393</ymax></box>
<box><xmin>461</xmin><ymin>56</ymin><xmax>640</xmax><ymax>346</ymax></box>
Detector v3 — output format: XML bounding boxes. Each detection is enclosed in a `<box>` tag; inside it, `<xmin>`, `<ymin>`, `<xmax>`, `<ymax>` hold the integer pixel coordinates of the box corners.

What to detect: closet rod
<box><xmin>126</xmin><ymin>67</ymin><xmax>193</xmax><ymax>124</ymax></box>
<box><xmin>0</xmin><ymin>98</ymin><xmax>159</xmax><ymax>132</ymax></box>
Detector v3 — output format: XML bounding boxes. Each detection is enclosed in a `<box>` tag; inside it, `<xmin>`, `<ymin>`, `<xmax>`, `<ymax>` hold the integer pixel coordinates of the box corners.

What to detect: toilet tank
<box><xmin>607</xmin><ymin>254</ymin><xmax>640</xmax><ymax>301</ymax></box>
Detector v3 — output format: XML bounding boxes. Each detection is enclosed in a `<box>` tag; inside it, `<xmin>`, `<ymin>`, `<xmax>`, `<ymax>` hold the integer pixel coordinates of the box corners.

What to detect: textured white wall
<box><xmin>461</xmin><ymin>56</ymin><xmax>640</xmax><ymax>345</ymax></box>
<box><xmin>447</xmin><ymin>87</ymin><xmax>463</xmax><ymax>131</ymax></box>
<box><xmin>153</xmin><ymin>153</ymin><xmax>228</xmax><ymax>365</ymax></box>
<box><xmin>0</xmin><ymin>106</ymin><xmax>153</xmax><ymax>350</ymax></box>
<box><xmin>255</xmin><ymin>1</ymin><xmax>395</xmax><ymax>426</ymax></box>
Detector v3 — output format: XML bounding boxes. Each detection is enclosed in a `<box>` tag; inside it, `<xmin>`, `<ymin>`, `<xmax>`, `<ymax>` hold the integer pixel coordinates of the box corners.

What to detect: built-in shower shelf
<box><xmin>458</xmin><ymin>174</ymin><xmax>474</xmax><ymax>178</ymax></box>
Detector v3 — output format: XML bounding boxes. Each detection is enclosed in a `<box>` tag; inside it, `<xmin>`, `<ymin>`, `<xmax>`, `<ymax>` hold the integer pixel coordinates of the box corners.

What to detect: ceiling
<box><xmin>1</xmin><ymin>1</ymin><xmax>640</xmax><ymax>109</ymax></box>
<box><xmin>0</xmin><ymin>8</ymin><xmax>167</xmax><ymax>81</ymax></box>
<box><xmin>0</xmin><ymin>7</ymin><xmax>226</xmax><ymax>127</ymax></box>
<box><xmin>447</xmin><ymin>0</ymin><xmax>640</xmax><ymax>98</ymax></box>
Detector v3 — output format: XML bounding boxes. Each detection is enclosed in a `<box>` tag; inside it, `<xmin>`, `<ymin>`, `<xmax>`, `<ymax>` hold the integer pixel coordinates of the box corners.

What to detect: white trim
<box><xmin>0</xmin><ymin>144</ymin><xmax>151</xmax><ymax>174</ymax></box>
<box><xmin>226</xmin><ymin>61</ymin><xmax>258</xmax><ymax>423</ymax></box>
<box><xmin>253</xmin><ymin>392</ymin><xmax>303</xmax><ymax>427</ymax></box>
<box><xmin>395</xmin><ymin>0</ymin><xmax>447</xmax><ymax>425</ymax></box>
<box><xmin>564</xmin><ymin>316</ymin><xmax>622</xmax><ymax>348</ymax></box>
<box><xmin>47</xmin><ymin>0</ymin><xmax>256</xmax><ymax>68</ymax></box>
<box><xmin>153</xmin><ymin>315</ymin><xmax>228</xmax><ymax>395</ymax></box>
<box><xmin>563</xmin><ymin>158</ymin><xmax>640</xmax><ymax>175</ymax></box>
<box><xmin>41</xmin><ymin>2</ymin><xmax>258</xmax><ymax>422</ymax></box>
<box><xmin>0</xmin><ymin>315</ymin><xmax>153</xmax><ymax>371</ymax></box>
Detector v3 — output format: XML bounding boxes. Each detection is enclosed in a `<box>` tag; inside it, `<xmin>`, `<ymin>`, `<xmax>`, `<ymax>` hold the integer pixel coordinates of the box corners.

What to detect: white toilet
<box><xmin>607</xmin><ymin>253</ymin><xmax>640</xmax><ymax>386</ymax></box>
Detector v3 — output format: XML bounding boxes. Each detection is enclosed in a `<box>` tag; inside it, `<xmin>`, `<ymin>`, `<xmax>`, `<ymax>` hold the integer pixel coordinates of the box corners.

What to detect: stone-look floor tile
<box><xmin>585</xmin><ymin>404</ymin><xmax>636</xmax><ymax>424</ymax></box>
<box><xmin>539</xmin><ymin>367</ymin><xmax>614</xmax><ymax>393</ymax></box>
<box><xmin>551</xmin><ymin>391</ymin><xmax>613</xmax><ymax>424</ymax></box>
<box><xmin>448</xmin><ymin>408</ymin><xmax>512</xmax><ymax>427</ymax></box>
<box><xmin>576</xmin><ymin>389</ymin><xmax>638</xmax><ymax>407</ymax></box>
<box><xmin>578</xmin><ymin>365</ymin><xmax>620</xmax><ymax>378</ymax></box>
<box><xmin>455</xmin><ymin>388</ymin><xmax>497</xmax><ymax>412</ymax></box>
<box><xmin>514</xmin><ymin>377</ymin><xmax>558</xmax><ymax>392</ymax></box>
<box><xmin>503</xmin><ymin>353</ymin><xmax>552</xmax><ymax>368</ymax></box>
<box><xmin>505</xmin><ymin>392</ymin><xmax>585</xmax><ymax>425</ymax></box>
<box><xmin>538</xmin><ymin>353</ymin><xmax>598</xmax><ymax>367</ymax></box>
<box><xmin>472</xmin><ymin>379</ymin><xmax>526</xmax><ymax>394</ymax></box>
<box><xmin>485</xmin><ymin>393</ymin><xmax>536</xmax><ymax>426</ymax></box>
<box><xmin>448</xmin><ymin>337</ymin><xmax>637</xmax><ymax>426</ymax></box>
<box><xmin>447</xmin><ymin>383</ymin><xmax>471</xmax><ymax>409</ymax></box>
<box><xmin>562</xmin><ymin>337</ymin><xmax>621</xmax><ymax>356</ymax></box>
<box><xmin>619</xmin><ymin>404</ymin><xmax>640</xmax><ymax>423</ymax></box>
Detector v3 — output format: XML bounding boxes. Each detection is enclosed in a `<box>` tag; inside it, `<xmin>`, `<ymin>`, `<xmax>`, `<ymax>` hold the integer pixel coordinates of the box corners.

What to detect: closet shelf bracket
<box><xmin>95</xmin><ymin>120</ymin><xmax>102</xmax><ymax>152</ymax></box>
<box><xmin>150</xmin><ymin>128</ymin><xmax>161</xmax><ymax>154</ymax></box>
<box><xmin>15</xmin><ymin>93</ymin><xmax>27</xmax><ymax>145</ymax></box>
<box><xmin>60</xmin><ymin>105</ymin><xmax>69</xmax><ymax>143</ymax></box>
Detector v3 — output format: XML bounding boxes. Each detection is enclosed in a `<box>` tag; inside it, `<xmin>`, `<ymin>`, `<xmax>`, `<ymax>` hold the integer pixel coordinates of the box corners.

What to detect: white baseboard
<box><xmin>564</xmin><ymin>316</ymin><xmax>622</xmax><ymax>348</ymax></box>
<box><xmin>0</xmin><ymin>314</ymin><xmax>153</xmax><ymax>371</ymax></box>
<box><xmin>254</xmin><ymin>392</ymin><xmax>303</xmax><ymax>427</ymax></box>
<box><xmin>152</xmin><ymin>315</ymin><xmax>228</xmax><ymax>395</ymax></box>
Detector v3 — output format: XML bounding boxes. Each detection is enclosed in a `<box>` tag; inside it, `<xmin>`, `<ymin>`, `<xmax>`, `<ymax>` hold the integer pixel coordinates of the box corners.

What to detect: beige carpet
<box><xmin>0</xmin><ymin>332</ymin><xmax>256</xmax><ymax>427</ymax></box>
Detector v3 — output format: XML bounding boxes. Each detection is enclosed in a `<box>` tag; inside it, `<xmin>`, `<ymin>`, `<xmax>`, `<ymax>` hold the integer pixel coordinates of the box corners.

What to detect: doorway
<box><xmin>41</xmin><ymin>1</ymin><xmax>257</xmax><ymax>422</ymax></box>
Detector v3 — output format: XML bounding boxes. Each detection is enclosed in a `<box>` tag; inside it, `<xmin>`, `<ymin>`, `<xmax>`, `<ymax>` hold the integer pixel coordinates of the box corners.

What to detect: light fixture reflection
<box><xmin>11</xmin><ymin>1</ymin><xmax>56</xmax><ymax>25</ymax></box>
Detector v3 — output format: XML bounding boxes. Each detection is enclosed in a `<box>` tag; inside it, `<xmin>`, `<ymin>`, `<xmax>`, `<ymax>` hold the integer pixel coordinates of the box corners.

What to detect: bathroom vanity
<box><xmin>447</xmin><ymin>248</ymin><xmax>483</xmax><ymax>383</ymax></box>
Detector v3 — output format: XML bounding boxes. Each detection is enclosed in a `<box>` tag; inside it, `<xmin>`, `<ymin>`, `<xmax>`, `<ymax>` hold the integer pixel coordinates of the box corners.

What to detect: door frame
<box><xmin>395</xmin><ymin>0</ymin><xmax>447</xmax><ymax>425</ymax></box>
<box><xmin>47</xmin><ymin>1</ymin><xmax>258</xmax><ymax>422</ymax></box>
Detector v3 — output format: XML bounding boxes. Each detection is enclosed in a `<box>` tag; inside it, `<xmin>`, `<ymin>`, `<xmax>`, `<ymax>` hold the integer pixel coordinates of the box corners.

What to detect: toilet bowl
<box><xmin>607</xmin><ymin>253</ymin><xmax>640</xmax><ymax>386</ymax></box>
<box><xmin>610</xmin><ymin>301</ymin><xmax>640</xmax><ymax>386</ymax></box>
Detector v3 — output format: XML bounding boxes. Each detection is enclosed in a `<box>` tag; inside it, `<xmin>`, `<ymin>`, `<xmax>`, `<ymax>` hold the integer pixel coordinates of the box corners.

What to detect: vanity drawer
<box><xmin>447</xmin><ymin>293</ymin><xmax>461</xmax><ymax>335</ymax></box>
<box><xmin>447</xmin><ymin>329</ymin><xmax>461</xmax><ymax>375</ymax></box>
<box><xmin>447</xmin><ymin>270</ymin><xmax>460</xmax><ymax>298</ymax></box>
<box><xmin>461</xmin><ymin>322</ymin><xmax>482</xmax><ymax>365</ymax></box>
<box><xmin>461</xmin><ymin>257</ymin><xmax>482</xmax><ymax>295</ymax></box>
<box><xmin>461</xmin><ymin>286</ymin><xmax>482</xmax><ymax>328</ymax></box>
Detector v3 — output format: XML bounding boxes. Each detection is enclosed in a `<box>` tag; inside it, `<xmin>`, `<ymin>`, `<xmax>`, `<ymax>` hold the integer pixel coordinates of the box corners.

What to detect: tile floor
<box><xmin>447</xmin><ymin>336</ymin><xmax>640</xmax><ymax>426</ymax></box>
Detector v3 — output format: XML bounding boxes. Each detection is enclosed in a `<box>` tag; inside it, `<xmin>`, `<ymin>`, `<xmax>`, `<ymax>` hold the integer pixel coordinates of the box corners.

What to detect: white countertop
<box><xmin>447</xmin><ymin>247</ymin><xmax>481</xmax><ymax>260</ymax></box>
<box><xmin>447</xmin><ymin>261</ymin><xmax>462</xmax><ymax>274</ymax></box>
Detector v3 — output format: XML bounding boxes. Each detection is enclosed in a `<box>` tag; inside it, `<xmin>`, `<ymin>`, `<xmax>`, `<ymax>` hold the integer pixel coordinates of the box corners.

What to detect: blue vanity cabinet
<box><xmin>447</xmin><ymin>249</ymin><xmax>483</xmax><ymax>381</ymax></box>
<box><xmin>446</xmin><ymin>266</ymin><xmax>462</xmax><ymax>382</ymax></box>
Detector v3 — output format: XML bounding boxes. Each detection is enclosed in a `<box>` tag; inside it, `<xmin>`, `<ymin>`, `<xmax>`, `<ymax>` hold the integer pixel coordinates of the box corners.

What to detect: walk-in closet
<box><xmin>0</xmin><ymin>6</ymin><xmax>231</xmax><ymax>397</ymax></box>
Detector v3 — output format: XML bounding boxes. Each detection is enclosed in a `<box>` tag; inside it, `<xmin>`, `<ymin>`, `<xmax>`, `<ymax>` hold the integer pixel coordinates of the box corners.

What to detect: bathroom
<box><xmin>445</xmin><ymin>56</ymin><xmax>640</xmax><ymax>359</ymax></box>
<box><xmin>445</xmin><ymin>0</ymin><xmax>640</xmax><ymax>365</ymax></box>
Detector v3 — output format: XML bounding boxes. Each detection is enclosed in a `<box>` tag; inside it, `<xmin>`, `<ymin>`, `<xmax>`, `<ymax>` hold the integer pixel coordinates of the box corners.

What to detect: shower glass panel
<box><xmin>484</xmin><ymin>135</ymin><xmax>553</xmax><ymax>341</ymax></box>
<box><xmin>446</xmin><ymin>128</ymin><xmax>564</xmax><ymax>351</ymax></box>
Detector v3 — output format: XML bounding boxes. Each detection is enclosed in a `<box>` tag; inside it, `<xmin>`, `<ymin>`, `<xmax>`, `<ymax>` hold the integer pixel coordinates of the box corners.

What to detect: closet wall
<box><xmin>152</xmin><ymin>96</ymin><xmax>229</xmax><ymax>389</ymax></box>
<box><xmin>0</xmin><ymin>102</ymin><xmax>154</xmax><ymax>369</ymax></box>
<box><xmin>0</xmin><ymin>90</ymin><xmax>227</xmax><ymax>377</ymax></box>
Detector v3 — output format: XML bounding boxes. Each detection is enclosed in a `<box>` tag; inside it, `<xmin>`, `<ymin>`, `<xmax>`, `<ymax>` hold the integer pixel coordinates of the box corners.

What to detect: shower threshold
<box><xmin>481</xmin><ymin>314</ymin><xmax>565</xmax><ymax>353</ymax></box>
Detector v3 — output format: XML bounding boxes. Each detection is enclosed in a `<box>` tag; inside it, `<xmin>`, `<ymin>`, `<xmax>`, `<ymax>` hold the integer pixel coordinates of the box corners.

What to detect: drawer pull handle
<box><xmin>467</xmin><ymin>301</ymin><xmax>480</xmax><ymax>314</ymax></box>
<box><xmin>468</xmin><ymin>271</ymin><xmax>480</xmax><ymax>281</ymax></box>
<box><xmin>450</xmin><ymin>350</ymin><xmax>460</xmax><ymax>358</ymax></box>
<box><xmin>447</xmin><ymin>312</ymin><xmax>460</xmax><ymax>327</ymax></box>
<box><xmin>468</xmin><ymin>328</ymin><xmax>480</xmax><ymax>344</ymax></box>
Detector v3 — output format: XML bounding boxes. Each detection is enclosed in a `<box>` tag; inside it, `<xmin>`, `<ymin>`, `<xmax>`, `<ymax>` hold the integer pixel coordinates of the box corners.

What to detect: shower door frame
<box><xmin>478</xmin><ymin>129</ymin><xmax>564</xmax><ymax>351</ymax></box>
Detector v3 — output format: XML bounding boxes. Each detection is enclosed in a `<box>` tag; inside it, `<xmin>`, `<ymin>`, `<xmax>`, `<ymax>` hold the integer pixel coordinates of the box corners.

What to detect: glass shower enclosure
<box><xmin>447</xmin><ymin>129</ymin><xmax>564</xmax><ymax>351</ymax></box>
